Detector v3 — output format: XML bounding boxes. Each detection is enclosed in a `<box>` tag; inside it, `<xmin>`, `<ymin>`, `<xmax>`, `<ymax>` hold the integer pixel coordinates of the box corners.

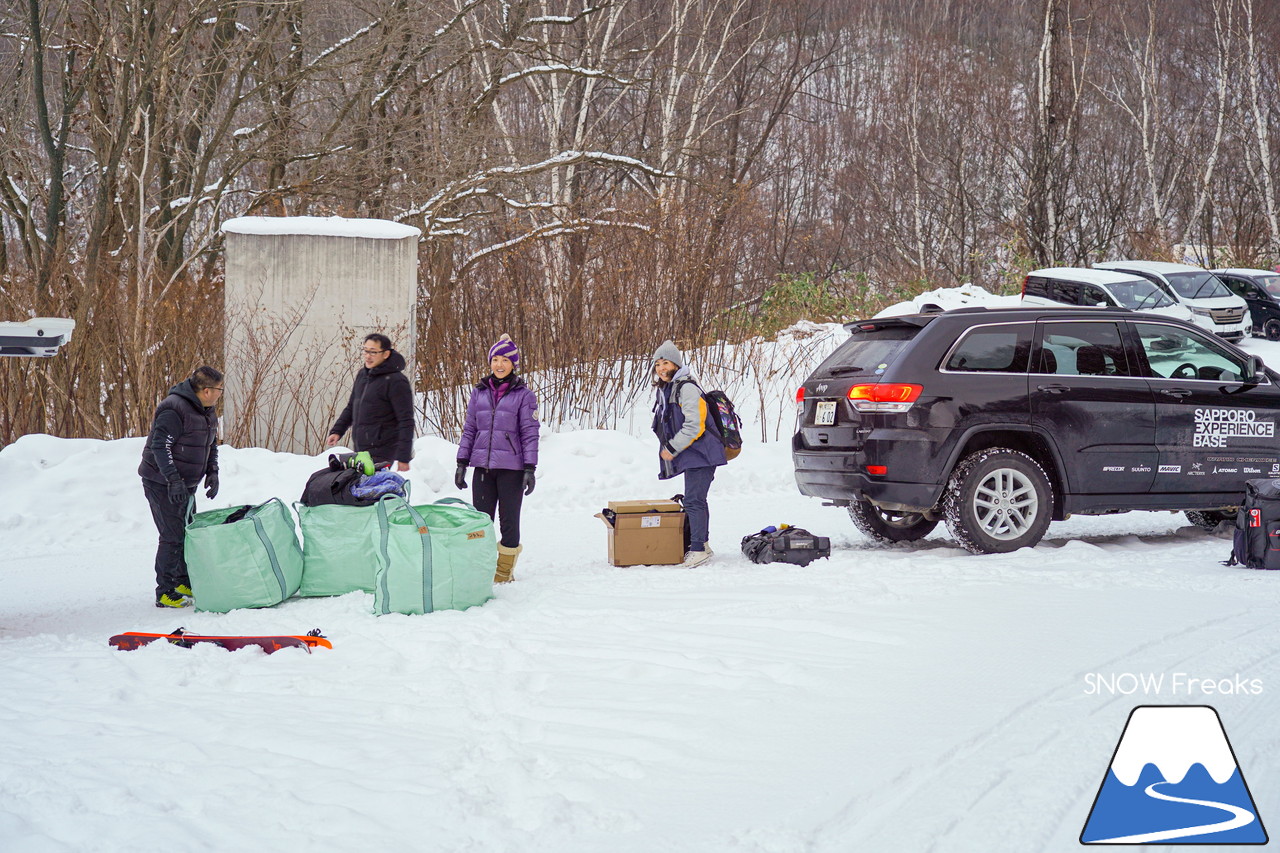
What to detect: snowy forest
<box><xmin>2</xmin><ymin>0</ymin><xmax>1279</xmax><ymax>443</ymax></box>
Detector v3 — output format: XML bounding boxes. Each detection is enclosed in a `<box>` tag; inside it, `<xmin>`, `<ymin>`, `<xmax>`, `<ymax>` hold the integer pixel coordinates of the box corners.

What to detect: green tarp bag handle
<box><xmin>375</xmin><ymin>494</ymin><xmax>434</xmax><ymax>615</ymax></box>
<box><xmin>247</xmin><ymin>497</ymin><xmax>292</xmax><ymax>600</ymax></box>
<box><xmin>432</xmin><ymin>496</ymin><xmax>478</xmax><ymax>511</ymax></box>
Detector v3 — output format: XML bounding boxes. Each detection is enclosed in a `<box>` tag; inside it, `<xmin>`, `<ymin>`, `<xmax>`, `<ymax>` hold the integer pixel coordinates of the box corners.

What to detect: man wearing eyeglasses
<box><xmin>326</xmin><ymin>333</ymin><xmax>414</xmax><ymax>472</ymax></box>
<box><xmin>138</xmin><ymin>365</ymin><xmax>224</xmax><ymax>608</ymax></box>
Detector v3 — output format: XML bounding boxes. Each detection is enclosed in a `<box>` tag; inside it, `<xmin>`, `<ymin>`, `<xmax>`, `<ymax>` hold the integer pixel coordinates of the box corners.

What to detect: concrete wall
<box><xmin>221</xmin><ymin>217</ymin><xmax>420</xmax><ymax>454</ymax></box>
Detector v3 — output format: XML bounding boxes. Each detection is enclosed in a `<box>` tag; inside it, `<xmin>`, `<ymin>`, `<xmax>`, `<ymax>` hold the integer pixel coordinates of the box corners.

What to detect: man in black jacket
<box><xmin>138</xmin><ymin>366</ymin><xmax>223</xmax><ymax>608</ymax></box>
<box><xmin>326</xmin><ymin>333</ymin><xmax>414</xmax><ymax>471</ymax></box>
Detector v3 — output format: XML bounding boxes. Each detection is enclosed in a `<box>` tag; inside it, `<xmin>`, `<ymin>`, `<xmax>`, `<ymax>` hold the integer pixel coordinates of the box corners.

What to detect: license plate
<box><xmin>814</xmin><ymin>401</ymin><xmax>837</xmax><ymax>426</ymax></box>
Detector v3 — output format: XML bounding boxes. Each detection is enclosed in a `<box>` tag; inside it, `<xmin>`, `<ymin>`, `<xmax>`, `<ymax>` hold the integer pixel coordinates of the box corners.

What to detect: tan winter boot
<box><xmin>495</xmin><ymin>544</ymin><xmax>522</xmax><ymax>584</ymax></box>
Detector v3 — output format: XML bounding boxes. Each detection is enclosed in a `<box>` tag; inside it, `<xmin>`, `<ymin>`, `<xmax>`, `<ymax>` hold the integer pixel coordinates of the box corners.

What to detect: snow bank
<box><xmin>875</xmin><ymin>282</ymin><xmax>1023</xmax><ymax>318</ymax></box>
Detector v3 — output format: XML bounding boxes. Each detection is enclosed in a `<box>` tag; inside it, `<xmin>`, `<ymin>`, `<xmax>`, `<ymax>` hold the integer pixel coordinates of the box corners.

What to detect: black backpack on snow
<box><xmin>1225</xmin><ymin>479</ymin><xmax>1280</xmax><ymax>570</ymax></box>
<box><xmin>741</xmin><ymin>526</ymin><xmax>831</xmax><ymax>567</ymax></box>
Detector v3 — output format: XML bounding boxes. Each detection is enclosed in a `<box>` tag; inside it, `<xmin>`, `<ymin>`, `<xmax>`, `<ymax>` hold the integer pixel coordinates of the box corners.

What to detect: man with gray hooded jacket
<box><xmin>651</xmin><ymin>340</ymin><xmax>727</xmax><ymax>567</ymax></box>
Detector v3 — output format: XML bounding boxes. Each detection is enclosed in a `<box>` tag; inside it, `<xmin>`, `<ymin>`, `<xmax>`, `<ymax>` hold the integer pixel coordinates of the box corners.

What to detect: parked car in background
<box><xmin>1094</xmin><ymin>260</ymin><xmax>1249</xmax><ymax>341</ymax></box>
<box><xmin>1214</xmin><ymin>268</ymin><xmax>1280</xmax><ymax>341</ymax></box>
<box><xmin>1021</xmin><ymin>267</ymin><xmax>1194</xmax><ymax>323</ymax></box>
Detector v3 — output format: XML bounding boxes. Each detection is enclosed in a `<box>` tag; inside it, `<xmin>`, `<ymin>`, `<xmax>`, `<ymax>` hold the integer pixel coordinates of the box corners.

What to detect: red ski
<box><xmin>109</xmin><ymin>628</ymin><xmax>332</xmax><ymax>654</ymax></box>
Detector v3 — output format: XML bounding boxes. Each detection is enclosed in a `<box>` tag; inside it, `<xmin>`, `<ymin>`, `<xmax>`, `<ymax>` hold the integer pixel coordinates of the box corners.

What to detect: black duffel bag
<box><xmin>741</xmin><ymin>525</ymin><xmax>831</xmax><ymax>567</ymax></box>
<box><xmin>301</xmin><ymin>466</ymin><xmax>376</xmax><ymax>507</ymax></box>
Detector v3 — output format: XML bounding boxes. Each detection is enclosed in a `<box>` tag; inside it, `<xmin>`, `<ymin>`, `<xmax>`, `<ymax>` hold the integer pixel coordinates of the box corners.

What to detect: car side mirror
<box><xmin>1246</xmin><ymin>355</ymin><xmax>1264</xmax><ymax>382</ymax></box>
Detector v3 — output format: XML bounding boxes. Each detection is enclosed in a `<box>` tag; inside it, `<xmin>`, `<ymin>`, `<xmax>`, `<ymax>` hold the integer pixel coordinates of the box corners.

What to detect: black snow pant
<box><xmin>471</xmin><ymin>467</ymin><xmax>524</xmax><ymax>549</ymax></box>
<box><xmin>142</xmin><ymin>477</ymin><xmax>194</xmax><ymax>599</ymax></box>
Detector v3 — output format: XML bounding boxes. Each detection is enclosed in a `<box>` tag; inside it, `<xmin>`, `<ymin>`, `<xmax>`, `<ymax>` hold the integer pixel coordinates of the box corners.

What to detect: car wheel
<box><xmin>943</xmin><ymin>448</ymin><xmax>1053</xmax><ymax>554</ymax></box>
<box><xmin>1265</xmin><ymin>320</ymin><xmax>1280</xmax><ymax>342</ymax></box>
<box><xmin>1184</xmin><ymin>509</ymin><xmax>1234</xmax><ymax>532</ymax></box>
<box><xmin>848</xmin><ymin>498</ymin><xmax>939</xmax><ymax>543</ymax></box>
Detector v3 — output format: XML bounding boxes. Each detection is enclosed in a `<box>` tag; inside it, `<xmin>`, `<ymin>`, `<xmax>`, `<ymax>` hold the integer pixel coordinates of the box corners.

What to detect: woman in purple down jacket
<box><xmin>455</xmin><ymin>334</ymin><xmax>540</xmax><ymax>583</ymax></box>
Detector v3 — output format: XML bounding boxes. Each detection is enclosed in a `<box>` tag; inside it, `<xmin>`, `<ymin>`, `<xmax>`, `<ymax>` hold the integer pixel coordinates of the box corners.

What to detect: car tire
<box><xmin>943</xmin><ymin>448</ymin><xmax>1053</xmax><ymax>554</ymax></box>
<box><xmin>1184</xmin><ymin>509</ymin><xmax>1234</xmax><ymax>532</ymax></box>
<box><xmin>848</xmin><ymin>499</ymin><xmax>939</xmax><ymax>543</ymax></box>
<box><xmin>1265</xmin><ymin>320</ymin><xmax>1280</xmax><ymax>342</ymax></box>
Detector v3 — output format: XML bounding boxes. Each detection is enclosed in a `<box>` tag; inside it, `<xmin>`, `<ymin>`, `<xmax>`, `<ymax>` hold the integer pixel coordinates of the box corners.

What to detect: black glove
<box><xmin>167</xmin><ymin>478</ymin><xmax>188</xmax><ymax>505</ymax></box>
<box><xmin>523</xmin><ymin>466</ymin><xmax>536</xmax><ymax>496</ymax></box>
<box><xmin>205</xmin><ymin>471</ymin><xmax>219</xmax><ymax>500</ymax></box>
<box><xmin>454</xmin><ymin>463</ymin><xmax>468</xmax><ymax>490</ymax></box>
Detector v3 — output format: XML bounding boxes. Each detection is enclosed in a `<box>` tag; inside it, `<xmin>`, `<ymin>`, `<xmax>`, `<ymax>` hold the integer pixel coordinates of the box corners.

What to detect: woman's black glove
<box><xmin>167</xmin><ymin>478</ymin><xmax>188</xmax><ymax>505</ymax></box>
<box><xmin>523</xmin><ymin>466</ymin><xmax>536</xmax><ymax>496</ymax></box>
<box><xmin>204</xmin><ymin>471</ymin><xmax>219</xmax><ymax>499</ymax></box>
<box><xmin>454</xmin><ymin>463</ymin><xmax>468</xmax><ymax>490</ymax></box>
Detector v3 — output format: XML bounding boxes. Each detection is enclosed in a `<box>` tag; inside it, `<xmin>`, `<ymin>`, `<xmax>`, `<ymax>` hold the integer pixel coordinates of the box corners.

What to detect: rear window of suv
<box><xmin>943</xmin><ymin>323</ymin><xmax>1033</xmax><ymax>373</ymax></box>
<box><xmin>814</xmin><ymin>325</ymin><xmax>918</xmax><ymax>378</ymax></box>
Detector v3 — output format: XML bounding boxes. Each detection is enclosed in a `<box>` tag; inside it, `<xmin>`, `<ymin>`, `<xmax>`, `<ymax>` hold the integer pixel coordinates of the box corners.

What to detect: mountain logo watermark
<box><xmin>1080</xmin><ymin>705</ymin><xmax>1267</xmax><ymax>845</ymax></box>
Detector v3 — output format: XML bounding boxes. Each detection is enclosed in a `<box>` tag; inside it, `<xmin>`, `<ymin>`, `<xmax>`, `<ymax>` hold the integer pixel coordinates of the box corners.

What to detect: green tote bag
<box><xmin>185</xmin><ymin>497</ymin><xmax>304</xmax><ymax>612</ymax></box>
<box><xmin>372</xmin><ymin>496</ymin><xmax>497</xmax><ymax>616</ymax></box>
<box><xmin>296</xmin><ymin>502</ymin><xmax>383</xmax><ymax>596</ymax></box>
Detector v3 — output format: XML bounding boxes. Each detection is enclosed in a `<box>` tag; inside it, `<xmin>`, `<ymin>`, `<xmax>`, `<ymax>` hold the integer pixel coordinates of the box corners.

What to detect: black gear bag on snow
<box><xmin>1225</xmin><ymin>478</ymin><xmax>1280</xmax><ymax>570</ymax></box>
<box><xmin>740</xmin><ymin>526</ymin><xmax>831</xmax><ymax>567</ymax></box>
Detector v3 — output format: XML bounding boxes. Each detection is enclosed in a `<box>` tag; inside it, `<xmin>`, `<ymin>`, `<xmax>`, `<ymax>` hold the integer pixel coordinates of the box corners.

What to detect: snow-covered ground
<box><xmin>4</xmin><ymin>297</ymin><xmax>1280</xmax><ymax>853</ymax></box>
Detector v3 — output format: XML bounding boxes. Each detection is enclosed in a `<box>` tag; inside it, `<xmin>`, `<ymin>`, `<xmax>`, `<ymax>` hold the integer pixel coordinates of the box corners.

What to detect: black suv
<box><xmin>793</xmin><ymin>306</ymin><xmax>1279</xmax><ymax>553</ymax></box>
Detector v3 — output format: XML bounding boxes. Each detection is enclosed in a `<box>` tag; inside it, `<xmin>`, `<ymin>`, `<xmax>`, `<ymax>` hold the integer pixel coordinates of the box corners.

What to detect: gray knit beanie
<box><xmin>653</xmin><ymin>340</ymin><xmax>684</xmax><ymax>367</ymax></box>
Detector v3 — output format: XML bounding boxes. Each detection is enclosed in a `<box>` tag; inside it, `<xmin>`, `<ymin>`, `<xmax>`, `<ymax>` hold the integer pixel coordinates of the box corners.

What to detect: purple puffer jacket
<box><xmin>457</xmin><ymin>375</ymin><xmax>540</xmax><ymax>470</ymax></box>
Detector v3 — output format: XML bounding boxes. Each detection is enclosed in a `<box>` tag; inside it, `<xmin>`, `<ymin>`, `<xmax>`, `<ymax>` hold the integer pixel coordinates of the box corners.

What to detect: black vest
<box><xmin>139</xmin><ymin>382</ymin><xmax>218</xmax><ymax>485</ymax></box>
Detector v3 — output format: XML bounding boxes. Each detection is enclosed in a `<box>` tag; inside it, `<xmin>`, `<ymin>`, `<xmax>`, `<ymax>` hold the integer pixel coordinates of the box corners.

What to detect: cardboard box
<box><xmin>596</xmin><ymin>499</ymin><xmax>686</xmax><ymax>567</ymax></box>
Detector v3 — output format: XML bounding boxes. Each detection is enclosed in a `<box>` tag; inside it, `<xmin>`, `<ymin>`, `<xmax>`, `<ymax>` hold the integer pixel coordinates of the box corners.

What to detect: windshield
<box><xmin>1109</xmin><ymin>279</ymin><xmax>1175</xmax><ymax>310</ymax></box>
<box><xmin>1257</xmin><ymin>274</ymin><xmax>1280</xmax><ymax>297</ymax></box>
<box><xmin>1164</xmin><ymin>271</ymin><xmax>1232</xmax><ymax>299</ymax></box>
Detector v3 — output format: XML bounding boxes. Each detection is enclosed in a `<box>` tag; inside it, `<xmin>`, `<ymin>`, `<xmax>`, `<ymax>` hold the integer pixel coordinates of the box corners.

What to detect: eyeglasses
<box><xmin>208</xmin><ymin>386</ymin><xmax>224</xmax><ymax>393</ymax></box>
<box><xmin>361</xmin><ymin>348</ymin><xmax>385</xmax><ymax>355</ymax></box>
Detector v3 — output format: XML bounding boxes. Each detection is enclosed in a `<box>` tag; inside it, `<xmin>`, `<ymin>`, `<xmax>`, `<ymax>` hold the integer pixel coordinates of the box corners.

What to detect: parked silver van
<box><xmin>1094</xmin><ymin>260</ymin><xmax>1249</xmax><ymax>341</ymax></box>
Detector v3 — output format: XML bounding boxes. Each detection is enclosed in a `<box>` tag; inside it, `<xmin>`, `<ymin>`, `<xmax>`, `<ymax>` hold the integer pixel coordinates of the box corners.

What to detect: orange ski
<box><xmin>109</xmin><ymin>628</ymin><xmax>332</xmax><ymax>654</ymax></box>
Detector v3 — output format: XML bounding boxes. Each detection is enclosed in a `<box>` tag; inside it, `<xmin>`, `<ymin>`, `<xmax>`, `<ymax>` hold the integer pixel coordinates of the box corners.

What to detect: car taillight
<box><xmin>796</xmin><ymin>386</ymin><xmax>805</xmax><ymax>404</ymax></box>
<box><xmin>866</xmin><ymin>465</ymin><xmax>888</xmax><ymax>476</ymax></box>
<box><xmin>846</xmin><ymin>383</ymin><xmax>923</xmax><ymax>413</ymax></box>
<box><xmin>1021</xmin><ymin>274</ymin><xmax>1029</xmax><ymax>297</ymax></box>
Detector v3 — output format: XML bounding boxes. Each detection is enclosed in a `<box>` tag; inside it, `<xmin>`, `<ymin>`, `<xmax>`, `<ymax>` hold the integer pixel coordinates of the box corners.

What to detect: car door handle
<box><xmin>1160</xmin><ymin>388</ymin><xmax>1193</xmax><ymax>398</ymax></box>
<box><xmin>1036</xmin><ymin>384</ymin><xmax>1071</xmax><ymax>394</ymax></box>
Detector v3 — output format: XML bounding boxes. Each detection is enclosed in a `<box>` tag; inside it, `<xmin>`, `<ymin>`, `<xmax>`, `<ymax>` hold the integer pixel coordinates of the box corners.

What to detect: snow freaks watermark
<box><xmin>1080</xmin><ymin>706</ymin><xmax>1268</xmax><ymax>845</ymax></box>
<box><xmin>1083</xmin><ymin>672</ymin><xmax>1264</xmax><ymax>696</ymax></box>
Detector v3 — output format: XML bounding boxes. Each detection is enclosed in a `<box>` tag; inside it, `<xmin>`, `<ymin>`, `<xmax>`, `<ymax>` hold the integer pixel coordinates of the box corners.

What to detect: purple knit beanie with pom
<box><xmin>488</xmin><ymin>333</ymin><xmax>520</xmax><ymax>365</ymax></box>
